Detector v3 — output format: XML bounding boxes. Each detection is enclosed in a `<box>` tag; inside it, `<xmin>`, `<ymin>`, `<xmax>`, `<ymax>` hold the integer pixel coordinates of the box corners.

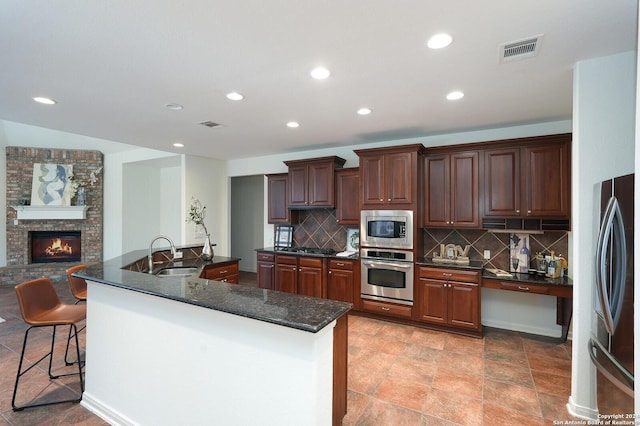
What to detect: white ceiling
<box><xmin>0</xmin><ymin>1</ymin><xmax>637</xmax><ymax>160</ymax></box>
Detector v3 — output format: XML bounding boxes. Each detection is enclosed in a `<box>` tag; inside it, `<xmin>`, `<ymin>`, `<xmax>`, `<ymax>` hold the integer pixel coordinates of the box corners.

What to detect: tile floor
<box><xmin>0</xmin><ymin>278</ymin><xmax>578</xmax><ymax>425</ymax></box>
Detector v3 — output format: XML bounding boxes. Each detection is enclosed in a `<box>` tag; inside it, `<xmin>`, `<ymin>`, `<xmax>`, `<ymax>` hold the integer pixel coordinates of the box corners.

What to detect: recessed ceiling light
<box><xmin>310</xmin><ymin>67</ymin><xmax>331</xmax><ymax>80</ymax></box>
<box><xmin>357</xmin><ymin>108</ymin><xmax>372</xmax><ymax>115</ymax></box>
<box><xmin>165</xmin><ymin>103</ymin><xmax>184</xmax><ymax>110</ymax></box>
<box><xmin>286</xmin><ymin>121</ymin><xmax>300</xmax><ymax>128</ymax></box>
<box><xmin>173</xmin><ymin>143</ymin><xmax>184</xmax><ymax>148</ymax></box>
<box><xmin>446</xmin><ymin>91</ymin><xmax>464</xmax><ymax>100</ymax></box>
<box><xmin>427</xmin><ymin>33</ymin><xmax>453</xmax><ymax>49</ymax></box>
<box><xmin>226</xmin><ymin>92</ymin><xmax>244</xmax><ymax>101</ymax></box>
<box><xmin>33</xmin><ymin>97</ymin><xmax>56</xmax><ymax>105</ymax></box>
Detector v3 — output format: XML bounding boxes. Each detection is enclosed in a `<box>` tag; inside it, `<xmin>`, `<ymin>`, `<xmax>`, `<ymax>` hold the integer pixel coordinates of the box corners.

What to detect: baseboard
<box><xmin>567</xmin><ymin>395</ymin><xmax>599</xmax><ymax>421</ymax></box>
<box><xmin>482</xmin><ymin>318</ymin><xmax>561</xmax><ymax>338</ymax></box>
<box><xmin>81</xmin><ymin>392</ymin><xmax>137</xmax><ymax>426</ymax></box>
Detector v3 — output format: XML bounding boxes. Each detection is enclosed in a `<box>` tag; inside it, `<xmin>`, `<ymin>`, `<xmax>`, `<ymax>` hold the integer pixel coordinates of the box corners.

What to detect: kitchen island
<box><xmin>75</xmin><ymin>248</ymin><xmax>352</xmax><ymax>426</ymax></box>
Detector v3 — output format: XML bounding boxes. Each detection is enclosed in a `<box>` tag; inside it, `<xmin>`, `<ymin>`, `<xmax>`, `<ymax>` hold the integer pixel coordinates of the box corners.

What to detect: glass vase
<box><xmin>201</xmin><ymin>234</ymin><xmax>214</xmax><ymax>260</ymax></box>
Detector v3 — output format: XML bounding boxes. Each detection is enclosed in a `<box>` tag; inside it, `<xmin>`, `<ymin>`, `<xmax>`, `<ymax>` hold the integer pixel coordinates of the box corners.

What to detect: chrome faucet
<box><xmin>148</xmin><ymin>235</ymin><xmax>177</xmax><ymax>273</ymax></box>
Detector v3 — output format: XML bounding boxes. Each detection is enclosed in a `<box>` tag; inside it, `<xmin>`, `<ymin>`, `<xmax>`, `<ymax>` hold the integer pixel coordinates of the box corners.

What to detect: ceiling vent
<box><xmin>499</xmin><ymin>35</ymin><xmax>543</xmax><ymax>63</ymax></box>
<box><xmin>199</xmin><ymin>120</ymin><xmax>222</xmax><ymax>128</ymax></box>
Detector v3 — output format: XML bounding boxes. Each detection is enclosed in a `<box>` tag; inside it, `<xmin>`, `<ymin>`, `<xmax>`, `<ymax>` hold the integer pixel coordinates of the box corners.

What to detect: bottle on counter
<box><xmin>546</xmin><ymin>250</ymin><xmax>557</xmax><ymax>278</ymax></box>
<box><xmin>519</xmin><ymin>239</ymin><xmax>530</xmax><ymax>273</ymax></box>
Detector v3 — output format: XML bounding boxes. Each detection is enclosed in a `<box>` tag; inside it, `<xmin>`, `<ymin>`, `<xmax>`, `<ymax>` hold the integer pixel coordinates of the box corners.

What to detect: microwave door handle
<box><xmin>595</xmin><ymin>196</ymin><xmax>619</xmax><ymax>335</ymax></box>
<box><xmin>362</xmin><ymin>260</ymin><xmax>413</xmax><ymax>269</ymax></box>
<box><xmin>609</xmin><ymin>200</ymin><xmax>627</xmax><ymax>331</ymax></box>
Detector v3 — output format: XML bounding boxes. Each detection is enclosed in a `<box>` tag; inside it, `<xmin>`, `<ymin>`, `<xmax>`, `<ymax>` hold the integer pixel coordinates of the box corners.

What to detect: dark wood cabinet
<box><xmin>284</xmin><ymin>156</ymin><xmax>346</xmax><ymax>208</ymax></box>
<box><xmin>275</xmin><ymin>255</ymin><xmax>298</xmax><ymax>294</ymax></box>
<box><xmin>417</xmin><ymin>266</ymin><xmax>481</xmax><ymax>333</ymax></box>
<box><xmin>355</xmin><ymin>144</ymin><xmax>425</xmax><ymax>210</ymax></box>
<box><xmin>424</xmin><ymin>151</ymin><xmax>479</xmax><ymax>228</ymax></box>
<box><xmin>267</xmin><ymin>173</ymin><xmax>298</xmax><ymax>224</ymax></box>
<box><xmin>256</xmin><ymin>251</ymin><xmax>275</xmax><ymax>290</ymax></box>
<box><xmin>327</xmin><ymin>259</ymin><xmax>356</xmax><ymax>303</ymax></box>
<box><xmin>275</xmin><ymin>254</ymin><xmax>326</xmax><ymax>297</ymax></box>
<box><xmin>335</xmin><ymin>168</ymin><xmax>360</xmax><ymax>225</ymax></box>
<box><xmin>201</xmin><ymin>261</ymin><xmax>240</xmax><ymax>284</ymax></box>
<box><xmin>482</xmin><ymin>135</ymin><xmax>571</xmax><ymax>219</ymax></box>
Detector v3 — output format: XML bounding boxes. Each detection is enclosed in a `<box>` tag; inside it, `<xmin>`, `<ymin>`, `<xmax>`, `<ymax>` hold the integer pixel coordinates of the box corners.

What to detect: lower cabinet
<box><xmin>417</xmin><ymin>266</ymin><xmax>480</xmax><ymax>332</ymax></box>
<box><xmin>327</xmin><ymin>259</ymin><xmax>357</xmax><ymax>303</ymax></box>
<box><xmin>361</xmin><ymin>299</ymin><xmax>412</xmax><ymax>319</ymax></box>
<box><xmin>275</xmin><ymin>254</ymin><xmax>326</xmax><ymax>297</ymax></box>
<box><xmin>201</xmin><ymin>261</ymin><xmax>240</xmax><ymax>284</ymax></box>
<box><xmin>256</xmin><ymin>251</ymin><xmax>275</xmax><ymax>290</ymax></box>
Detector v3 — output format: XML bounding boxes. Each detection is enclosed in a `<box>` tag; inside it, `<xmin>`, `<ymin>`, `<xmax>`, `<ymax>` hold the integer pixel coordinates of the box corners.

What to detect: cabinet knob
<box><xmin>443</xmin><ymin>273</ymin><xmax>452</xmax><ymax>277</ymax></box>
<box><xmin>516</xmin><ymin>210</ymin><xmax>521</xmax><ymax>213</ymax></box>
<box><xmin>329</xmin><ymin>271</ymin><xmax>332</xmax><ymax>274</ymax></box>
<box><xmin>527</xmin><ymin>210</ymin><xmax>532</xmax><ymax>214</ymax></box>
<box><xmin>379</xmin><ymin>198</ymin><xmax>383</xmax><ymax>202</ymax></box>
<box><xmin>387</xmin><ymin>198</ymin><xmax>391</xmax><ymax>202</ymax></box>
<box><xmin>381</xmin><ymin>306</ymin><xmax>390</xmax><ymax>311</ymax></box>
<box><xmin>518</xmin><ymin>286</ymin><xmax>530</xmax><ymax>291</ymax></box>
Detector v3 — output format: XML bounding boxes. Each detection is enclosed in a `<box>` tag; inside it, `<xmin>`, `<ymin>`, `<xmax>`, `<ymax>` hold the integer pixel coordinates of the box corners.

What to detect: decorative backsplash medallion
<box><xmin>291</xmin><ymin>209</ymin><xmax>354</xmax><ymax>251</ymax></box>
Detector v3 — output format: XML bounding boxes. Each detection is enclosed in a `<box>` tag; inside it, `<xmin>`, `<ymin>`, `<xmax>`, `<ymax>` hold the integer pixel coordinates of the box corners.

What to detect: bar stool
<box><xmin>64</xmin><ymin>264</ymin><xmax>88</xmax><ymax>365</ymax></box>
<box><xmin>12</xmin><ymin>277</ymin><xmax>86</xmax><ymax>411</ymax></box>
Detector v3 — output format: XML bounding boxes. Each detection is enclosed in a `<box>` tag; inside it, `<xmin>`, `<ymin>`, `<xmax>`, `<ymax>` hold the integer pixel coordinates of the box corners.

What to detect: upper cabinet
<box><xmin>284</xmin><ymin>156</ymin><xmax>346</xmax><ymax>209</ymax></box>
<box><xmin>482</xmin><ymin>134</ymin><xmax>571</xmax><ymax>224</ymax></box>
<box><xmin>335</xmin><ymin>167</ymin><xmax>360</xmax><ymax>225</ymax></box>
<box><xmin>266</xmin><ymin>173</ymin><xmax>298</xmax><ymax>224</ymax></box>
<box><xmin>354</xmin><ymin>144</ymin><xmax>426</xmax><ymax>210</ymax></box>
<box><xmin>424</xmin><ymin>151</ymin><xmax>479</xmax><ymax>228</ymax></box>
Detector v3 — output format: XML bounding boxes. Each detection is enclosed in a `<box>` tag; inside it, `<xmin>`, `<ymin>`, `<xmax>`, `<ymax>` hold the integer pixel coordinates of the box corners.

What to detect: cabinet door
<box><xmin>523</xmin><ymin>142</ymin><xmax>570</xmax><ymax>217</ymax></box>
<box><xmin>288</xmin><ymin>164</ymin><xmax>308</xmax><ymax>207</ymax></box>
<box><xmin>447</xmin><ymin>282</ymin><xmax>480</xmax><ymax>330</ymax></box>
<box><xmin>308</xmin><ymin>162</ymin><xmax>333</xmax><ymax>207</ymax></box>
<box><xmin>327</xmin><ymin>269</ymin><xmax>354</xmax><ymax>303</ymax></box>
<box><xmin>423</xmin><ymin>154</ymin><xmax>450</xmax><ymax>226</ymax></box>
<box><xmin>267</xmin><ymin>174</ymin><xmax>292</xmax><ymax>224</ymax></box>
<box><xmin>418</xmin><ymin>278</ymin><xmax>447</xmax><ymax>325</ymax></box>
<box><xmin>275</xmin><ymin>263</ymin><xmax>297</xmax><ymax>294</ymax></box>
<box><xmin>386</xmin><ymin>151</ymin><xmax>414</xmax><ymax>205</ymax></box>
<box><xmin>335</xmin><ymin>169</ymin><xmax>360</xmax><ymax>225</ymax></box>
<box><xmin>257</xmin><ymin>261</ymin><xmax>275</xmax><ymax>290</ymax></box>
<box><xmin>360</xmin><ymin>155</ymin><xmax>385</xmax><ymax>206</ymax></box>
<box><xmin>483</xmin><ymin>148</ymin><xmax>521</xmax><ymax>217</ymax></box>
<box><xmin>298</xmin><ymin>266</ymin><xmax>323</xmax><ymax>298</ymax></box>
<box><xmin>450</xmin><ymin>152</ymin><xmax>479</xmax><ymax>227</ymax></box>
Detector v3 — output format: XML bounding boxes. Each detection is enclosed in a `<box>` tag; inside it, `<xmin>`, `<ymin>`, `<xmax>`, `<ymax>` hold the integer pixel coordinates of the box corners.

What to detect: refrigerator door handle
<box><xmin>595</xmin><ymin>196</ymin><xmax>627</xmax><ymax>335</ymax></box>
<box><xmin>588</xmin><ymin>338</ymin><xmax>634</xmax><ymax>397</ymax></box>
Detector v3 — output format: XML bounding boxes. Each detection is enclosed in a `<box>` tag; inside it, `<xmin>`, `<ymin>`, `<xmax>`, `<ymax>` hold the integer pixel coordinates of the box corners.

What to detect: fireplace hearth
<box><xmin>30</xmin><ymin>231</ymin><xmax>81</xmax><ymax>264</ymax></box>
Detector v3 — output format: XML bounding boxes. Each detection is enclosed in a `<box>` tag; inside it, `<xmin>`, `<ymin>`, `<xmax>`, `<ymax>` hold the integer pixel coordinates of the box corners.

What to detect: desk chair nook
<box><xmin>12</xmin><ymin>277</ymin><xmax>86</xmax><ymax>411</ymax></box>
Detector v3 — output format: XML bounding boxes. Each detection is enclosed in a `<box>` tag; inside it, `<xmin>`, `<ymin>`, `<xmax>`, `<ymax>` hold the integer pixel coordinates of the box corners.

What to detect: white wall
<box><xmin>183</xmin><ymin>155</ymin><xmax>229</xmax><ymax>255</ymax></box>
<box><xmin>569</xmin><ymin>51</ymin><xmax>636</xmax><ymax>419</ymax></box>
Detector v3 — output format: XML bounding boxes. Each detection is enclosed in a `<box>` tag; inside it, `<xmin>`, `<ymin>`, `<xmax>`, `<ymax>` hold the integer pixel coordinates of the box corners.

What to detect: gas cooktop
<box><xmin>276</xmin><ymin>246</ymin><xmax>336</xmax><ymax>255</ymax></box>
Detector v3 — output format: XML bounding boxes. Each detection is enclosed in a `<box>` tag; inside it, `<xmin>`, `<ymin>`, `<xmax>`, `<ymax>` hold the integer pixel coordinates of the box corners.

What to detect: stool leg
<box><xmin>64</xmin><ymin>323</ymin><xmax>86</xmax><ymax>366</ymax></box>
<box><xmin>12</xmin><ymin>325</ymin><xmax>83</xmax><ymax>411</ymax></box>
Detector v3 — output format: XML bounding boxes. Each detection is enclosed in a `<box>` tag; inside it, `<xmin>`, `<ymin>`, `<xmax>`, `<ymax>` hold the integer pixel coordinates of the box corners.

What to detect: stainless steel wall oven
<box><xmin>360</xmin><ymin>248</ymin><xmax>414</xmax><ymax>305</ymax></box>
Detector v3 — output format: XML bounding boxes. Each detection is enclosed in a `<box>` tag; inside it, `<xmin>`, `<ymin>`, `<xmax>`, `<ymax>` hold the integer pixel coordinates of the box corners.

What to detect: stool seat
<box><xmin>26</xmin><ymin>304</ymin><xmax>86</xmax><ymax>326</ymax></box>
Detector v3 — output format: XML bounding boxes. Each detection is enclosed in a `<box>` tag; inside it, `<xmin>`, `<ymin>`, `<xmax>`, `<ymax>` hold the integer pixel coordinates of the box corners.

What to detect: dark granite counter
<box><xmin>75</xmin><ymin>248</ymin><xmax>352</xmax><ymax>333</ymax></box>
<box><xmin>256</xmin><ymin>247</ymin><xmax>359</xmax><ymax>260</ymax></box>
<box><xmin>482</xmin><ymin>270</ymin><xmax>573</xmax><ymax>288</ymax></box>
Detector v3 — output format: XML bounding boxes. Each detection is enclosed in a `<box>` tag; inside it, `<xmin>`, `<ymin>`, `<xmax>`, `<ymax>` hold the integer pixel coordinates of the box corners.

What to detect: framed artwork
<box><xmin>30</xmin><ymin>164</ymin><xmax>73</xmax><ymax>206</ymax></box>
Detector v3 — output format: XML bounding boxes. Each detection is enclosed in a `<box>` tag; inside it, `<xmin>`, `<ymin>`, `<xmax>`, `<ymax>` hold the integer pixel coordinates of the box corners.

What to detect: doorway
<box><xmin>230</xmin><ymin>175</ymin><xmax>264</xmax><ymax>273</ymax></box>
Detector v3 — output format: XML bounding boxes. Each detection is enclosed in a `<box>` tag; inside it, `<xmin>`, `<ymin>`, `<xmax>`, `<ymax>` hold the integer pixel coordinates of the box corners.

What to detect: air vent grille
<box><xmin>499</xmin><ymin>35</ymin><xmax>543</xmax><ymax>63</ymax></box>
<box><xmin>199</xmin><ymin>120</ymin><xmax>222</xmax><ymax>128</ymax></box>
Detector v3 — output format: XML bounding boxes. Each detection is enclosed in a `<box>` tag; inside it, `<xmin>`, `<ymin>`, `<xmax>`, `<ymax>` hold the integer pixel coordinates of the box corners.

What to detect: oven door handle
<box><xmin>362</xmin><ymin>260</ymin><xmax>413</xmax><ymax>269</ymax></box>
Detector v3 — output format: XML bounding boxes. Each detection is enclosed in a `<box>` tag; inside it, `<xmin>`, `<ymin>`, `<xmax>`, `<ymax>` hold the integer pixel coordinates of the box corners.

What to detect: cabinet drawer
<box><xmin>203</xmin><ymin>263</ymin><xmax>239</xmax><ymax>280</ymax></box>
<box><xmin>257</xmin><ymin>252</ymin><xmax>275</xmax><ymax>262</ymax></box>
<box><xmin>275</xmin><ymin>255</ymin><xmax>298</xmax><ymax>265</ymax></box>
<box><xmin>329</xmin><ymin>259</ymin><xmax>354</xmax><ymax>270</ymax></box>
<box><xmin>361</xmin><ymin>299</ymin><xmax>412</xmax><ymax>319</ymax></box>
<box><xmin>418</xmin><ymin>267</ymin><xmax>479</xmax><ymax>283</ymax></box>
<box><xmin>299</xmin><ymin>257</ymin><xmax>323</xmax><ymax>268</ymax></box>
<box><xmin>498</xmin><ymin>281</ymin><xmax>550</xmax><ymax>295</ymax></box>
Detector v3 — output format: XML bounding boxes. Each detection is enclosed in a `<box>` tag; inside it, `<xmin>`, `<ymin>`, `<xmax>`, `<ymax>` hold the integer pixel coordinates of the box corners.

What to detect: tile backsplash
<box><xmin>288</xmin><ymin>209</ymin><xmax>569</xmax><ymax>271</ymax></box>
<box><xmin>423</xmin><ymin>229</ymin><xmax>568</xmax><ymax>271</ymax></box>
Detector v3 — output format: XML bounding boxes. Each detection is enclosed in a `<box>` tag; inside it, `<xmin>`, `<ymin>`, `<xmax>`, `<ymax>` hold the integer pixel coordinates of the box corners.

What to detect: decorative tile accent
<box><xmin>423</xmin><ymin>229</ymin><xmax>568</xmax><ymax>271</ymax></box>
<box><xmin>292</xmin><ymin>209</ymin><xmax>353</xmax><ymax>251</ymax></box>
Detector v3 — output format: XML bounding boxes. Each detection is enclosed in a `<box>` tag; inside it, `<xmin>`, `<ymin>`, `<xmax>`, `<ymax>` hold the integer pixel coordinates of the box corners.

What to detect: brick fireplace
<box><xmin>2</xmin><ymin>147</ymin><xmax>103</xmax><ymax>285</ymax></box>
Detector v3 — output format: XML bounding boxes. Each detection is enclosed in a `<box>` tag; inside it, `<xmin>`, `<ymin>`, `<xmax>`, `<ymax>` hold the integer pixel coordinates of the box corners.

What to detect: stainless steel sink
<box><xmin>155</xmin><ymin>267</ymin><xmax>199</xmax><ymax>277</ymax></box>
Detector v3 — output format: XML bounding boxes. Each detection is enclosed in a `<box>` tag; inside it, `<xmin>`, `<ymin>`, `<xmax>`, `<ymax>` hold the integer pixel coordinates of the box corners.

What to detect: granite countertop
<box><xmin>256</xmin><ymin>247</ymin><xmax>359</xmax><ymax>260</ymax></box>
<box><xmin>482</xmin><ymin>270</ymin><xmax>573</xmax><ymax>287</ymax></box>
<box><xmin>75</xmin><ymin>249</ymin><xmax>352</xmax><ymax>333</ymax></box>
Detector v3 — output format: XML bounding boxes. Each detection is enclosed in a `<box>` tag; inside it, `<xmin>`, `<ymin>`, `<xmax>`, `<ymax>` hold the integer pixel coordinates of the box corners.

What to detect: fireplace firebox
<box><xmin>30</xmin><ymin>231</ymin><xmax>81</xmax><ymax>263</ymax></box>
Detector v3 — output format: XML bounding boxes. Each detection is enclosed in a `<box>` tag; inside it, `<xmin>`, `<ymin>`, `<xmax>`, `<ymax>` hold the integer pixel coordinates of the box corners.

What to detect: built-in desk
<box><xmin>482</xmin><ymin>272</ymin><xmax>573</xmax><ymax>341</ymax></box>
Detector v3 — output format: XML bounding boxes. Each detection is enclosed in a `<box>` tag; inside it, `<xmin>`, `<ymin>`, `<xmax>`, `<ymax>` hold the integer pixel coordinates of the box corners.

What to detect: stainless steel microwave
<box><xmin>360</xmin><ymin>210</ymin><xmax>413</xmax><ymax>250</ymax></box>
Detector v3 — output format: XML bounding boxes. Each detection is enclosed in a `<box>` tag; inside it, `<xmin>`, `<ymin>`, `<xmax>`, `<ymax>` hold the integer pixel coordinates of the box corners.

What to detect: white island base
<box><xmin>81</xmin><ymin>281</ymin><xmax>345</xmax><ymax>426</ymax></box>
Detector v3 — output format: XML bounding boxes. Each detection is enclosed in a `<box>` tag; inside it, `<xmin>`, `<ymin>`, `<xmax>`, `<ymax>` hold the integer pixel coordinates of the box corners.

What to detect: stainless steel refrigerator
<box><xmin>589</xmin><ymin>173</ymin><xmax>634</xmax><ymax>414</ymax></box>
